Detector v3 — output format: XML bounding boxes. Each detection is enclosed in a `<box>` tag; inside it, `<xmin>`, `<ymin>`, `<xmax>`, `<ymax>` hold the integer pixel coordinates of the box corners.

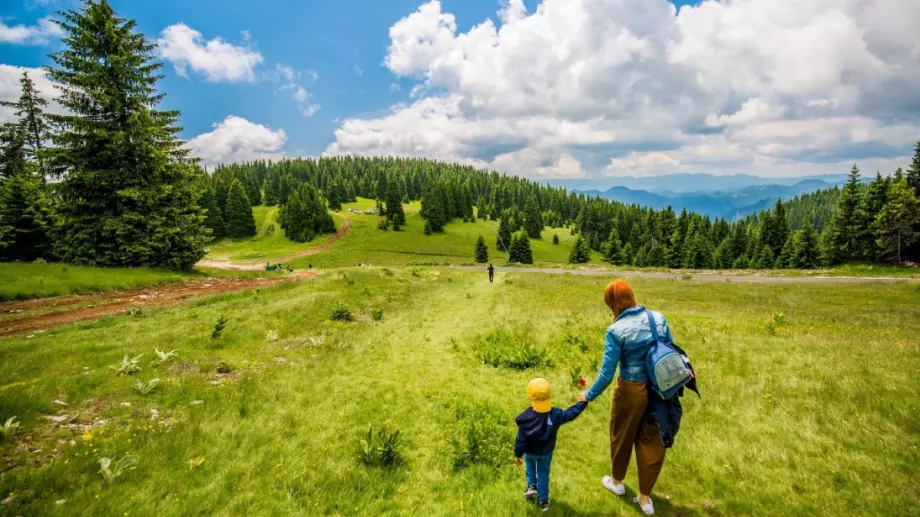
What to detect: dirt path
<box><xmin>447</xmin><ymin>266</ymin><xmax>916</xmax><ymax>284</ymax></box>
<box><xmin>0</xmin><ymin>272</ymin><xmax>317</xmax><ymax>338</ymax></box>
<box><xmin>197</xmin><ymin>214</ymin><xmax>352</xmax><ymax>271</ymax></box>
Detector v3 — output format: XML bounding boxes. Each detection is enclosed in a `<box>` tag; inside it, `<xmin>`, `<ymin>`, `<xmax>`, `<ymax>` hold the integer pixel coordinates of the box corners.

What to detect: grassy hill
<box><xmin>205</xmin><ymin>198</ymin><xmax>603</xmax><ymax>268</ymax></box>
<box><xmin>0</xmin><ymin>269</ymin><xmax>917</xmax><ymax>516</ymax></box>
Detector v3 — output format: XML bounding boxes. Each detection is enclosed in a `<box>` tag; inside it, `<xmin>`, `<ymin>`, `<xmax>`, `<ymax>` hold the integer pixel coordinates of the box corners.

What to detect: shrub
<box><xmin>217</xmin><ymin>361</ymin><xmax>234</xmax><ymax>374</ymax></box>
<box><xmin>212</xmin><ymin>313</ymin><xmax>228</xmax><ymax>339</ymax></box>
<box><xmin>125</xmin><ymin>307</ymin><xmax>144</xmax><ymax>317</ymax></box>
<box><xmin>0</xmin><ymin>417</ymin><xmax>20</xmax><ymax>441</ymax></box>
<box><xmin>357</xmin><ymin>425</ymin><xmax>404</xmax><ymax>468</ymax></box>
<box><xmin>377</xmin><ymin>218</ymin><xmax>389</xmax><ymax>231</ymax></box>
<box><xmin>451</xmin><ymin>402</ymin><xmax>513</xmax><ymax>470</ymax></box>
<box><xmin>330</xmin><ymin>304</ymin><xmax>353</xmax><ymax>322</ymax></box>
<box><xmin>552</xmin><ymin>234</ymin><xmax>559</xmax><ymax>245</ymax></box>
<box><xmin>372</xmin><ymin>308</ymin><xmax>384</xmax><ymax>321</ymax></box>
<box><xmin>133</xmin><ymin>378</ymin><xmax>161</xmax><ymax>395</ymax></box>
<box><xmin>474</xmin><ymin>330</ymin><xmax>550</xmax><ymax>370</ymax></box>
<box><xmin>111</xmin><ymin>354</ymin><xmax>143</xmax><ymax>376</ymax></box>
<box><xmin>98</xmin><ymin>456</ymin><xmax>137</xmax><ymax>484</ymax></box>
<box><xmin>266</xmin><ymin>330</ymin><xmax>279</xmax><ymax>342</ymax></box>
<box><xmin>150</xmin><ymin>348</ymin><xmax>178</xmax><ymax>366</ymax></box>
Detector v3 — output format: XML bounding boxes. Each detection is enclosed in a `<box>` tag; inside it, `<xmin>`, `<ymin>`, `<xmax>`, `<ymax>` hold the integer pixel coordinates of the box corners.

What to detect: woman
<box><xmin>580</xmin><ymin>279</ymin><xmax>672</xmax><ymax>516</ymax></box>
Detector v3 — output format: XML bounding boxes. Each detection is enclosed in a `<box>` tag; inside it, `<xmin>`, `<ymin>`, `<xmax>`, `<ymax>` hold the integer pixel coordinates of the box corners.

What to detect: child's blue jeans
<box><xmin>524</xmin><ymin>452</ymin><xmax>553</xmax><ymax>503</ymax></box>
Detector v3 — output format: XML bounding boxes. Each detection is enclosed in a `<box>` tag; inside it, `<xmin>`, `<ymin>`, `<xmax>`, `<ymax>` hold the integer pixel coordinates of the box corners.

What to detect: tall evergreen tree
<box><xmin>225</xmin><ymin>180</ymin><xmax>256</xmax><ymax>238</ymax></box>
<box><xmin>0</xmin><ymin>72</ymin><xmax>51</xmax><ymax>180</ymax></box>
<box><xmin>0</xmin><ymin>175</ymin><xmax>54</xmax><ymax>261</ymax></box>
<box><xmin>0</xmin><ymin>124</ymin><xmax>29</xmax><ymax>181</ymax></box>
<box><xmin>754</xmin><ymin>245</ymin><xmax>775</xmax><ymax>269</ymax></box>
<box><xmin>46</xmin><ymin>0</ymin><xmax>208</xmax><ymax>269</ymax></box>
<box><xmin>523</xmin><ymin>194</ymin><xmax>543</xmax><ymax>238</ymax></box>
<box><xmin>906</xmin><ymin>141</ymin><xmax>920</xmax><ymax>198</ymax></box>
<box><xmin>822</xmin><ymin>165</ymin><xmax>869</xmax><ymax>264</ymax></box>
<box><xmin>496</xmin><ymin>212</ymin><xmax>512</xmax><ymax>252</ymax></box>
<box><xmin>569</xmin><ymin>235</ymin><xmax>591</xmax><ymax>264</ymax></box>
<box><xmin>875</xmin><ymin>178</ymin><xmax>920</xmax><ymax>264</ymax></box>
<box><xmin>509</xmin><ymin>233</ymin><xmax>533</xmax><ymax>264</ymax></box>
<box><xmin>775</xmin><ymin>235</ymin><xmax>794</xmax><ymax>269</ymax></box>
<box><xmin>790</xmin><ymin>221</ymin><xmax>820</xmax><ymax>269</ymax></box>
<box><xmin>604</xmin><ymin>228</ymin><xmax>625</xmax><ymax>265</ymax></box>
<box><xmin>200</xmin><ymin>184</ymin><xmax>225</xmax><ymax>239</ymax></box>
<box><xmin>474</xmin><ymin>235</ymin><xmax>489</xmax><ymax>263</ymax></box>
<box><xmin>384</xmin><ymin>180</ymin><xmax>406</xmax><ymax>225</ymax></box>
<box><xmin>421</xmin><ymin>183</ymin><xmax>447</xmax><ymax>232</ymax></box>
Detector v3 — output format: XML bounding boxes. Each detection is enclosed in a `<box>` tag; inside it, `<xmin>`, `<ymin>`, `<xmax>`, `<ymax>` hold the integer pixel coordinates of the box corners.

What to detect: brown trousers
<box><xmin>610</xmin><ymin>378</ymin><xmax>666</xmax><ymax>495</ymax></box>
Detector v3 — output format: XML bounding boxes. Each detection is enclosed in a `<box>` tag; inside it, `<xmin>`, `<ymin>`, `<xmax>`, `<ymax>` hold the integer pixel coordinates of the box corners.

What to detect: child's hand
<box><xmin>577</xmin><ymin>391</ymin><xmax>588</xmax><ymax>403</ymax></box>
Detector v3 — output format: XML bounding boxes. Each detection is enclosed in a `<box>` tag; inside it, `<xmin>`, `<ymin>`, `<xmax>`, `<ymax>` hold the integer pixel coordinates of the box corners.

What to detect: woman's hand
<box><xmin>578</xmin><ymin>391</ymin><xmax>588</xmax><ymax>403</ymax></box>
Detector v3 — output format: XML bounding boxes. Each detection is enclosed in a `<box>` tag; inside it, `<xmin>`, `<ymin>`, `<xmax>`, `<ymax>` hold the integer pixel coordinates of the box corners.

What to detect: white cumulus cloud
<box><xmin>186</xmin><ymin>116</ymin><xmax>286</xmax><ymax>166</ymax></box>
<box><xmin>0</xmin><ymin>16</ymin><xmax>62</xmax><ymax>45</ymax></box>
<box><xmin>0</xmin><ymin>64</ymin><xmax>65</xmax><ymax>123</ymax></box>
<box><xmin>156</xmin><ymin>24</ymin><xmax>263</xmax><ymax>82</ymax></box>
<box><xmin>327</xmin><ymin>0</ymin><xmax>920</xmax><ymax>178</ymax></box>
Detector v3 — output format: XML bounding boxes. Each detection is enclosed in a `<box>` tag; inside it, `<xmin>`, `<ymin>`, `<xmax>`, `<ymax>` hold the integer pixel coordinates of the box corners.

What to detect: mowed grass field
<box><xmin>204</xmin><ymin>198</ymin><xmax>602</xmax><ymax>268</ymax></box>
<box><xmin>0</xmin><ymin>269</ymin><xmax>918</xmax><ymax>516</ymax></box>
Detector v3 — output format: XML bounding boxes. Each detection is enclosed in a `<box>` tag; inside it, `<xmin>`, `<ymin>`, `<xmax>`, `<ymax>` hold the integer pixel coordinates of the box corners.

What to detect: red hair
<box><xmin>604</xmin><ymin>279</ymin><xmax>636</xmax><ymax>317</ymax></box>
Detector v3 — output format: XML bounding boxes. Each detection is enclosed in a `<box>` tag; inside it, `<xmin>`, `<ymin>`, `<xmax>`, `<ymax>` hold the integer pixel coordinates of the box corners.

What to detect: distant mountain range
<box><xmin>558</xmin><ymin>174</ymin><xmax>851</xmax><ymax>220</ymax></box>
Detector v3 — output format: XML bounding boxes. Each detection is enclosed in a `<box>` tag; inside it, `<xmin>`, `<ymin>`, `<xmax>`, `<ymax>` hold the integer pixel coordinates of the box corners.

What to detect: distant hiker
<box><xmin>580</xmin><ymin>280</ymin><xmax>698</xmax><ymax>516</ymax></box>
<box><xmin>488</xmin><ymin>263</ymin><xmax>495</xmax><ymax>283</ymax></box>
<box><xmin>514</xmin><ymin>378</ymin><xmax>587</xmax><ymax>512</ymax></box>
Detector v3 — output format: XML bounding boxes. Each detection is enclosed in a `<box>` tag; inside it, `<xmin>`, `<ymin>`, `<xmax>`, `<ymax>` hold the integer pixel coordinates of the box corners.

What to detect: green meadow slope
<box><xmin>0</xmin><ymin>269</ymin><xmax>918</xmax><ymax>516</ymax></box>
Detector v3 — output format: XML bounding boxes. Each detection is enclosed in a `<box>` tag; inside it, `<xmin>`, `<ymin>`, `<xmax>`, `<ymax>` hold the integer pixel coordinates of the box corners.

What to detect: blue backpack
<box><xmin>644</xmin><ymin>309</ymin><xmax>694</xmax><ymax>400</ymax></box>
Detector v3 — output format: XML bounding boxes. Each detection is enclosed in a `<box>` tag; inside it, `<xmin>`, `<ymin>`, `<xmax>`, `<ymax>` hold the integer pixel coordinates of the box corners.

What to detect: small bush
<box><xmin>377</xmin><ymin>218</ymin><xmax>389</xmax><ymax>231</ymax></box>
<box><xmin>381</xmin><ymin>268</ymin><xmax>393</xmax><ymax>277</ymax></box>
<box><xmin>111</xmin><ymin>354</ymin><xmax>143</xmax><ymax>376</ymax></box>
<box><xmin>150</xmin><ymin>348</ymin><xmax>178</xmax><ymax>366</ymax></box>
<box><xmin>681</xmin><ymin>273</ymin><xmax>693</xmax><ymax>281</ymax></box>
<box><xmin>410</xmin><ymin>268</ymin><xmax>423</xmax><ymax>278</ymax></box>
<box><xmin>266</xmin><ymin>330</ymin><xmax>279</xmax><ymax>342</ymax></box>
<box><xmin>212</xmin><ymin>314</ymin><xmax>229</xmax><ymax>339</ymax></box>
<box><xmin>474</xmin><ymin>330</ymin><xmax>550</xmax><ymax>370</ymax></box>
<box><xmin>0</xmin><ymin>417</ymin><xmax>20</xmax><ymax>441</ymax></box>
<box><xmin>217</xmin><ymin>361</ymin><xmax>234</xmax><ymax>374</ymax></box>
<box><xmin>372</xmin><ymin>308</ymin><xmax>384</xmax><ymax>321</ymax></box>
<box><xmin>451</xmin><ymin>402</ymin><xmax>513</xmax><ymax>470</ymax></box>
<box><xmin>133</xmin><ymin>378</ymin><xmax>161</xmax><ymax>395</ymax></box>
<box><xmin>238</xmin><ymin>393</ymin><xmax>249</xmax><ymax>418</ymax></box>
<box><xmin>342</xmin><ymin>273</ymin><xmax>355</xmax><ymax>286</ymax></box>
<box><xmin>330</xmin><ymin>304</ymin><xmax>353</xmax><ymax>322</ymax></box>
<box><xmin>125</xmin><ymin>307</ymin><xmax>144</xmax><ymax>317</ymax></box>
<box><xmin>357</xmin><ymin>425</ymin><xmax>404</xmax><ymax>468</ymax></box>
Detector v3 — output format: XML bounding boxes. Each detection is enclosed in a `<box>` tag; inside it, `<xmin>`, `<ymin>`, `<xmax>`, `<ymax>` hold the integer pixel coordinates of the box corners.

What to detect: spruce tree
<box><xmin>423</xmin><ymin>219</ymin><xmax>432</xmax><ymax>235</ymax></box>
<box><xmin>552</xmin><ymin>233</ymin><xmax>559</xmax><ymax>245</ymax></box>
<box><xmin>569</xmin><ymin>235</ymin><xmax>591</xmax><ymax>264</ymax></box>
<box><xmin>775</xmin><ymin>235</ymin><xmax>794</xmax><ymax>269</ymax></box>
<box><xmin>225</xmin><ymin>180</ymin><xmax>256</xmax><ymax>238</ymax></box>
<box><xmin>496</xmin><ymin>213</ymin><xmax>512</xmax><ymax>252</ymax></box>
<box><xmin>0</xmin><ymin>72</ymin><xmax>51</xmax><ymax>180</ymax></box>
<box><xmin>47</xmin><ymin>0</ymin><xmax>208</xmax><ymax>269</ymax></box>
<box><xmin>385</xmin><ymin>179</ymin><xmax>406</xmax><ymax>225</ymax></box>
<box><xmin>200</xmin><ymin>185</ymin><xmax>225</xmax><ymax>239</ymax></box>
<box><xmin>0</xmin><ymin>175</ymin><xmax>54</xmax><ymax>261</ymax></box>
<box><xmin>515</xmin><ymin>233</ymin><xmax>534</xmax><ymax>264</ymax></box>
<box><xmin>621</xmin><ymin>242</ymin><xmax>634</xmax><ymax>266</ymax></box>
<box><xmin>0</xmin><ymin>124</ymin><xmax>29</xmax><ymax>181</ymax></box>
<box><xmin>755</xmin><ymin>245</ymin><xmax>775</xmax><ymax>269</ymax></box>
<box><xmin>875</xmin><ymin>178</ymin><xmax>920</xmax><ymax>264</ymax></box>
<box><xmin>906</xmin><ymin>141</ymin><xmax>920</xmax><ymax>198</ymax></box>
<box><xmin>822</xmin><ymin>165</ymin><xmax>869</xmax><ymax>264</ymax></box>
<box><xmin>421</xmin><ymin>184</ymin><xmax>446</xmax><ymax>232</ymax></box>
<box><xmin>474</xmin><ymin>235</ymin><xmax>489</xmax><ymax>263</ymax></box>
<box><xmin>791</xmin><ymin>221</ymin><xmax>820</xmax><ymax>269</ymax></box>
<box><xmin>523</xmin><ymin>194</ymin><xmax>543</xmax><ymax>238</ymax></box>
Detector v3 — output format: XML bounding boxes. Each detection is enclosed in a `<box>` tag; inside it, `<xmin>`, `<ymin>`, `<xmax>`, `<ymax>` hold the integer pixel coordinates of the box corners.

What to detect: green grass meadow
<box><xmin>1</xmin><ymin>269</ymin><xmax>918</xmax><ymax>516</ymax></box>
<box><xmin>0</xmin><ymin>263</ymin><xmax>192</xmax><ymax>302</ymax></box>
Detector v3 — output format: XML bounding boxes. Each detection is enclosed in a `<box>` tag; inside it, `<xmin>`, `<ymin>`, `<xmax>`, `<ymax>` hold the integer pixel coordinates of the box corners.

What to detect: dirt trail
<box><xmin>448</xmin><ymin>265</ymin><xmax>916</xmax><ymax>284</ymax></box>
<box><xmin>197</xmin><ymin>214</ymin><xmax>352</xmax><ymax>271</ymax></box>
<box><xmin>0</xmin><ymin>272</ymin><xmax>317</xmax><ymax>338</ymax></box>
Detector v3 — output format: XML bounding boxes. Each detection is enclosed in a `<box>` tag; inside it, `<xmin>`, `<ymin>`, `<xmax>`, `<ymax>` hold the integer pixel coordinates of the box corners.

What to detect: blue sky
<box><xmin>1</xmin><ymin>0</ymin><xmax>917</xmax><ymax>178</ymax></box>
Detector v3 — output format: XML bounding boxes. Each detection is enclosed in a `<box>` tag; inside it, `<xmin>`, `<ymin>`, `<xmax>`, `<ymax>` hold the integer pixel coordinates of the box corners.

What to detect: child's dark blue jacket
<box><xmin>513</xmin><ymin>402</ymin><xmax>587</xmax><ymax>457</ymax></box>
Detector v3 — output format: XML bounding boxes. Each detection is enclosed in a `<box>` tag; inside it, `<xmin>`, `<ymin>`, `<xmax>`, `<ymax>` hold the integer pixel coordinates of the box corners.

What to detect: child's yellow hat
<box><xmin>527</xmin><ymin>378</ymin><xmax>552</xmax><ymax>414</ymax></box>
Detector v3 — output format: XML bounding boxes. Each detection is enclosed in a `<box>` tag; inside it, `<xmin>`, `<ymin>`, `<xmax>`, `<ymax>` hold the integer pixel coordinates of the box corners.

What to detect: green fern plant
<box><xmin>212</xmin><ymin>313</ymin><xmax>229</xmax><ymax>339</ymax></box>
<box><xmin>150</xmin><ymin>348</ymin><xmax>178</xmax><ymax>366</ymax></box>
<box><xmin>133</xmin><ymin>378</ymin><xmax>161</xmax><ymax>395</ymax></box>
<box><xmin>110</xmin><ymin>354</ymin><xmax>143</xmax><ymax>376</ymax></box>
<box><xmin>0</xmin><ymin>417</ymin><xmax>20</xmax><ymax>441</ymax></box>
<box><xmin>98</xmin><ymin>456</ymin><xmax>137</xmax><ymax>484</ymax></box>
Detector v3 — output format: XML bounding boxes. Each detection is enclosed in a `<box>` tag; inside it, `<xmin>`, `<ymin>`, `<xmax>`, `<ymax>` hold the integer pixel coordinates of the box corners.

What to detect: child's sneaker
<box><xmin>523</xmin><ymin>485</ymin><xmax>537</xmax><ymax>497</ymax></box>
<box><xmin>539</xmin><ymin>501</ymin><xmax>550</xmax><ymax>512</ymax></box>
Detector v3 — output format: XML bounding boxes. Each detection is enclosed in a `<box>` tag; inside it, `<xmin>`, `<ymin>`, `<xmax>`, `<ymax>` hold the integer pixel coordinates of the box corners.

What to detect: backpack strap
<box><xmin>645</xmin><ymin>309</ymin><xmax>659</xmax><ymax>342</ymax></box>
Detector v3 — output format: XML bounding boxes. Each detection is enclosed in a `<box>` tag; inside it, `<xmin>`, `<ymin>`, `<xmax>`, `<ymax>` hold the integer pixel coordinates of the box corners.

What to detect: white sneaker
<box><xmin>633</xmin><ymin>496</ymin><xmax>654</xmax><ymax>515</ymax></box>
<box><xmin>602</xmin><ymin>475</ymin><xmax>625</xmax><ymax>496</ymax></box>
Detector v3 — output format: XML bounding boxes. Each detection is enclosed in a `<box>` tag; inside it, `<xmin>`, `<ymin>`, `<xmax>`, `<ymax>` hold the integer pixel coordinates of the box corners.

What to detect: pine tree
<box><xmin>523</xmin><ymin>194</ymin><xmax>543</xmax><ymax>238</ymax></box>
<box><xmin>603</xmin><ymin>228</ymin><xmax>624</xmax><ymax>264</ymax></box>
<box><xmin>569</xmin><ymin>235</ymin><xmax>591</xmax><ymax>264</ymax></box>
<box><xmin>0</xmin><ymin>71</ymin><xmax>51</xmax><ymax>180</ymax></box>
<box><xmin>775</xmin><ymin>235</ymin><xmax>794</xmax><ymax>269</ymax></box>
<box><xmin>423</xmin><ymin>219</ymin><xmax>432</xmax><ymax>235</ymax></box>
<box><xmin>621</xmin><ymin>242</ymin><xmax>634</xmax><ymax>266</ymax></box>
<box><xmin>755</xmin><ymin>245</ymin><xmax>775</xmax><ymax>269</ymax></box>
<box><xmin>326</xmin><ymin>182</ymin><xmax>342</xmax><ymax>211</ymax></box>
<box><xmin>225</xmin><ymin>180</ymin><xmax>256</xmax><ymax>238</ymax></box>
<box><xmin>791</xmin><ymin>221</ymin><xmax>820</xmax><ymax>269</ymax></box>
<box><xmin>200</xmin><ymin>185</ymin><xmax>225</xmax><ymax>239</ymax></box>
<box><xmin>906</xmin><ymin>141</ymin><xmax>920</xmax><ymax>198</ymax></box>
<box><xmin>385</xmin><ymin>179</ymin><xmax>406</xmax><ymax>225</ymax></box>
<box><xmin>421</xmin><ymin>184</ymin><xmax>446</xmax><ymax>232</ymax></box>
<box><xmin>47</xmin><ymin>0</ymin><xmax>209</xmax><ymax>269</ymax></box>
<box><xmin>516</xmin><ymin>233</ymin><xmax>533</xmax><ymax>264</ymax></box>
<box><xmin>875</xmin><ymin>178</ymin><xmax>920</xmax><ymax>264</ymax></box>
<box><xmin>712</xmin><ymin>238</ymin><xmax>731</xmax><ymax>269</ymax></box>
<box><xmin>0</xmin><ymin>124</ymin><xmax>30</xmax><ymax>181</ymax></box>
<box><xmin>552</xmin><ymin>233</ymin><xmax>559</xmax><ymax>245</ymax></box>
<box><xmin>496</xmin><ymin>213</ymin><xmax>512</xmax><ymax>252</ymax></box>
<box><xmin>822</xmin><ymin>165</ymin><xmax>869</xmax><ymax>264</ymax></box>
<box><xmin>0</xmin><ymin>175</ymin><xmax>54</xmax><ymax>261</ymax></box>
<box><xmin>474</xmin><ymin>235</ymin><xmax>488</xmax><ymax>263</ymax></box>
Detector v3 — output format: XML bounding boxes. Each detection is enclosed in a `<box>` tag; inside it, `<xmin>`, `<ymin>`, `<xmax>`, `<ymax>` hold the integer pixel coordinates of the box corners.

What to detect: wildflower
<box><xmin>578</xmin><ymin>377</ymin><xmax>586</xmax><ymax>388</ymax></box>
<box><xmin>83</xmin><ymin>432</ymin><xmax>93</xmax><ymax>441</ymax></box>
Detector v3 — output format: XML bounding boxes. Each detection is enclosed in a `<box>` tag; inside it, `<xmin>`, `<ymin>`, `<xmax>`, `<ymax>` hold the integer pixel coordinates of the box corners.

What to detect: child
<box><xmin>514</xmin><ymin>377</ymin><xmax>588</xmax><ymax>512</ymax></box>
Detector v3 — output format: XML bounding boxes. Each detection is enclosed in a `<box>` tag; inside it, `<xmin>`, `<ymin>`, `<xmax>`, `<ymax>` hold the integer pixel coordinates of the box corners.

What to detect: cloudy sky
<box><xmin>1</xmin><ymin>0</ymin><xmax>919</xmax><ymax>179</ymax></box>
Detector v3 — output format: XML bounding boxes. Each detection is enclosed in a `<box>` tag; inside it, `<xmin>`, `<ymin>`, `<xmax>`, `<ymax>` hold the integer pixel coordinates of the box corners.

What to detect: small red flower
<box><xmin>578</xmin><ymin>377</ymin><xmax>586</xmax><ymax>388</ymax></box>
